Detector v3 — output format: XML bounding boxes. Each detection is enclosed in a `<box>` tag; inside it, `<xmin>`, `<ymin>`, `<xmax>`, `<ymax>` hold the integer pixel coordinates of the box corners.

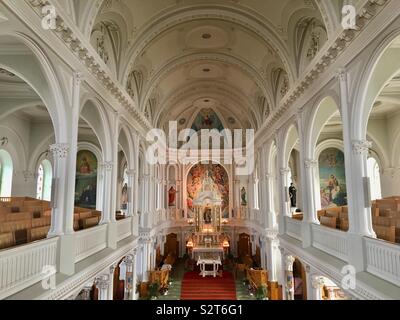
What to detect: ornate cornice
<box><xmin>26</xmin><ymin>0</ymin><xmax>151</xmax><ymax>135</ymax></box>
<box><xmin>255</xmin><ymin>0</ymin><xmax>390</xmax><ymax>145</ymax></box>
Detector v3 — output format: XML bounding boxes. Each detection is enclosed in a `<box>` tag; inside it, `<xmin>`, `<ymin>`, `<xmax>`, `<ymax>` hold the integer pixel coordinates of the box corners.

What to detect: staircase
<box><xmin>180</xmin><ymin>271</ymin><xmax>237</xmax><ymax>300</ymax></box>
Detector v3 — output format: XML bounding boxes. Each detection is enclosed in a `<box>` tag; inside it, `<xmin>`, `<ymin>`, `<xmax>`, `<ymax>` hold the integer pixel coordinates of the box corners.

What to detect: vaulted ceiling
<box><xmin>67</xmin><ymin>0</ymin><xmax>345</xmax><ymax>131</ymax></box>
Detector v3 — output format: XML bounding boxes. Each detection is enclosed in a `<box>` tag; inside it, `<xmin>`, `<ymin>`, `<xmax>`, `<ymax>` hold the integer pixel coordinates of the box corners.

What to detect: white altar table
<box><xmin>197</xmin><ymin>256</ymin><xmax>222</xmax><ymax>278</ymax></box>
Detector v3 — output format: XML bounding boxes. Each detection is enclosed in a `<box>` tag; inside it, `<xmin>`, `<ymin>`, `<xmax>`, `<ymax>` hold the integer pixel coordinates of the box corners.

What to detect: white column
<box><xmin>265</xmin><ymin>173</ymin><xmax>277</xmax><ymax>229</ymax></box>
<box><xmin>100</xmin><ymin>162</ymin><xmax>114</xmax><ymax>224</ymax></box>
<box><xmin>304</xmin><ymin>159</ymin><xmax>320</xmax><ymax>223</ymax></box>
<box><xmin>139</xmin><ymin>232</ymin><xmax>152</xmax><ymax>282</ymax></box>
<box><xmin>95</xmin><ymin>274</ymin><xmax>111</xmax><ymax>300</ymax></box>
<box><xmin>265</xmin><ymin>236</ymin><xmax>279</xmax><ymax>282</ymax></box>
<box><xmin>131</xmin><ymin>249</ymin><xmax>138</xmax><ymax>300</ymax></box>
<box><xmin>338</xmin><ymin>70</ymin><xmax>374</xmax><ymax>272</ymax></box>
<box><xmin>81</xmin><ymin>285</ymin><xmax>92</xmax><ymax>300</ymax></box>
<box><xmin>126</xmin><ymin>170</ymin><xmax>136</xmax><ymax>217</ymax></box>
<box><xmin>48</xmin><ymin>143</ymin><xmax>70</xmax><ymax>237</ymax></box>
<box><xmin>121</xmin><ymin>255</ymin><xmax>134</xmax><ymax>300</ymax></box>
<box><xmin>278</xmin><ymin>168</ymin><xmax>291</xmax><ymax>235</ymax></box>
<box><xmin>306</xmin><ymin>273</ymin><xmax>324</xmax><ymax>300</ymax></box>
<box><xmin>339</xmin><ymin>70</ymin><xmax>375</xmax><ymax>237</ymax></box>
<box><xmin>108</xmin><ymin>264</ymin><xmax>117</xmax><ymax>300</ymax></box>
<box><xmin>280</xmin><ymin>249</ymin><xmax>295</xmax><ymax>300</ymax></box>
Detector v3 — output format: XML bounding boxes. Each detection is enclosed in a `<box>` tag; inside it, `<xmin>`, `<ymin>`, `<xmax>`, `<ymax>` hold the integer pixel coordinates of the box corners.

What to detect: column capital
<box><xmin>336</xmin><ymin>68</ymin><xmax>347</xmax><ymax>81</ymax></box>
<box><xmin>265</xmin><ymin>172</ymin><xmax>274</xmax><ymax>179</ymax></box>
<box><xmin>126</xmin><ymin>169</ymin><xmax>136</xmax><ymax>177</ymax></box>
<box><xmin>101</xmin><ymin>162</ymin><xmax>114</xmax><ymax>171</ymax></box>
<box><xmin>311</xmin><ymin>275</ymin><xmax>324</xmax><ymax>289</ymax></box>
<box><xmin>109</xmin><ymin>263</ymin><xmax>118</xmax><ymax>274</ymax></box>
<box><xmin>50</xmin><ymin>143</ymin><xmax>70</xmax><ymax>159</ymax></box>
<box><xmin>352</xmin><ymin>140</ymin><xmax>372</xmax><ymax>155</ymax></box>
<box><xmin>284</xmin><ymin>254</ymin><xmax>296</xmax><ymax>270</ymax></box>
<box><xmin>73</xmin><ymin>72</ymin><xmax>84</xmax><ymax>86</ymax></box>
<box><xmin>95</xmin><ymin>274</ymin><xmax>110</xmax><ymax>289</ymax></box>
<box><xmin>304</xmin><ymin>159</ymin><xmax>318</xmax><ymax>169</ymax></box>
<box><xmin>280</xmin><ymin>167</ymin><xmax>290</xmax><ymax>175</ymax></box>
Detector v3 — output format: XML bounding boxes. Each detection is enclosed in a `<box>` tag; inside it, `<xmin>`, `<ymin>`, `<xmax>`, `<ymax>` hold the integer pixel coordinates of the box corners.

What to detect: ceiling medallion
<box><xmin>204</xmin><ymin>99</ymin><xmax>210</xmax><ymax>103</ymax></box>
<box><xmin>203</xmin><ymin>68</ymin><xmax>211</xmax><ymax>72</ymax></box>
<box><xmin>179</xmin><ymin>118</ymin><xmax>186</xmax><ymax>125</ymax></box>
<box><xmin>202</xmin><ymin>33</ymin><xmax>212</xmax><ymax>39</ymax></box>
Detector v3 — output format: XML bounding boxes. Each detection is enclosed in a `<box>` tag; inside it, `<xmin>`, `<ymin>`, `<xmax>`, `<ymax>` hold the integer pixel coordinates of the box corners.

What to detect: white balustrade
<box><xmin>365</xmin><ymin>237</ymin><xmax>400</xmax><ymax>286</ymax></box>
<box><xmin>117</xmin><ymin>217</ymin><xmax>132</xmax><ymax>242</ymax></box>
<box><xmin>75</xmin><ymin>225</ymin><xmax>107</xmax><ymax>263</ymax></box>
<box><xmin>286</xmin><ymin>217</ymin><xmax>302</xmax><ymax>241</ymax></box>
<box><xmin>0</xmin><ymin>238</ymin><xmax>58</xmax><ymax>299</ymax></box>
<box><xmin>311</xmin><ymin>224</ymin><xmax>348</xmax><ymax>262</ymax></box>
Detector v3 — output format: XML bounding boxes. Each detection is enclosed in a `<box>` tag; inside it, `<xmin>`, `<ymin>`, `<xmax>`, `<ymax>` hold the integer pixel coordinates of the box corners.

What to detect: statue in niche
<box><xmin>121</xmin><ymin>183</ymin><xmax>128</xmax><ymax>210</ymax></box>
<box><xmin>203</xmin><ymin>207</ymin><xmax>212</xmax><ymax>224</ymax></box>
<box><xmin>97</xmin><ymin>26</ymin><xmax>109</xmax><ymax>64</ymax></box>
<box><xmin>289</xmin><ymin>183</ymin><xmax>297</xmax><ymax>208</ymax></box>
<box><xmin>240</xmin><ymin>187</ymin><xmax>247</xmax><ymax>206</ymax></box>
<box><xmin>168</xmin><ymin>186</ymin><xmax>176</xmax><ymax>207</ymax></box>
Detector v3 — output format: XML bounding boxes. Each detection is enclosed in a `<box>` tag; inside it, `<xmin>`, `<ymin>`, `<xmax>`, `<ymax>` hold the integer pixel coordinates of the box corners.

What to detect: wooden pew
<box><xmin>373</xmin><ymin>225</ymin><xmax>396</xmax><ymax>243</ymax></box>
<box><xmin>0</xmin><ymin>232</ymin><xmax>14</xmax><ymax>249</ymax></box>
<box><xmin>81</xmin><ymin>216</ymin><xmax>99</xmax><ymax>229</ymax></box>
<box><xmin>30</xmin><ymin>226</ymin><xmax>50</xmax><ymax>242</ymax></box>
<box><xmin>320</xmin><ymin>216</ymin><xmax>337</xmax><ymax>229</ymax></box>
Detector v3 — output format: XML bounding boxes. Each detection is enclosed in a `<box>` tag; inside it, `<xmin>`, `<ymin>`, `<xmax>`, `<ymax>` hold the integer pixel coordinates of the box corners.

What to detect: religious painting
<box><xmin>318</xmin><ymin>148</ymin><xmax>347</xmax><ymax>208</ymax></box>
<box><xmin>168</xmin><ymin>186</ymin><xmax>176</xmax><ymax>207</ymax></box>
<box><xmin>75</xmin><ymin>150</ymin><xmax>98</xmax><ymax>209</ymax></box>
<box><xmin>191</xmin><ymin>108</ymin><xmax>225</xmax><ymax>132</ymax></box>
<box><xmin>187</xmin><ymin>164</ymin><xmax>229</xmax><ymax>218</ymax></box>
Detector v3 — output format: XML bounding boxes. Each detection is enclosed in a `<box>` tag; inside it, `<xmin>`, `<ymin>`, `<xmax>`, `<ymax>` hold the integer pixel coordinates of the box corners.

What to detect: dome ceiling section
<box><xmin>135</xmin><ymin>20</ymin><xmax>275</xmax><ymax>121</ymax></box>
<box><xmin>120</xmin><ymin>4</ymin><xmax>297</xmax><ymax>85</ymax></box>
<box><xmin>147</xmin><ymin>59</ymin><xmax>262</xmax><ymax>126</ymax></box>
<box><xmin>155</xmin><ymin>81</ymin><xmax>256</xmax><ymax>131</ymax></box>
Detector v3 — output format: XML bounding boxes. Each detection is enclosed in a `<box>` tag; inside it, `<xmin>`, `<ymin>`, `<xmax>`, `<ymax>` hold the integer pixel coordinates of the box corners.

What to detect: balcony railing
<box><xmin>311</xmin><ymin>224</ymin><xmax>348</xmax><ymax>262</ymax></box>
<box><xmin>0</xmin><ymin>237</ymin><xmax>58</xmax><ymax>299</ymax></box>
<box><xmin>286</xmin><ymin>217</ymin><xmax>302</xmax><ymax>241</ymax></box>
<box><xmin>365</xmin><ymin>237</ymin><xmax>400</xmax><ymax>287</ymax></box>
<box><xmin>75</xmin><ymin>224</ymin><xmax>107</xmax><ymax>263</ymax></box>
<box><xmin>117</xmin><ymin>217</ymin><xmax>132</xmax><ymax>242</ymax></box>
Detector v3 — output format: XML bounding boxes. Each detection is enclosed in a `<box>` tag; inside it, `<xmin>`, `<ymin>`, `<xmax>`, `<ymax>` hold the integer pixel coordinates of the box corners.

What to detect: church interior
<box><xmin>0</xmin><ymin>0</ymin><xmax>399</xmax><ymax>301</ymax></box>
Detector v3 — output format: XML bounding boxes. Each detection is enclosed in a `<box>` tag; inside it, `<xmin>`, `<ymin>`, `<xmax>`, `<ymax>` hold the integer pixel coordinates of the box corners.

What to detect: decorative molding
<box><xmin>352</xmin><ymin>140</ymin><xmax>372</xmax><ymax>155</ymax></box>
<box><xmin>305</xmin><ymin>159</ymin><xmax>318</xmax><ymax>169</ymax></box>
<box><xmin>101</xmin><ymin>162</ymin><xmax>113</xmax><ymax>171</ymax></box>
<box><xmin>26</xmin><ymin>0</ymin><xmax>152</xmax><ymax>136</ymax></box>
<box><xmin>50</xmin><ymin>143</ymin><xmax>69</xmax><ymax>159</ymax></box>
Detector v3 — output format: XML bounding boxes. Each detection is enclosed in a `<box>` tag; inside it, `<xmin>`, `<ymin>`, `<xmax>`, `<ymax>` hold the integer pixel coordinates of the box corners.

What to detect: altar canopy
<box><xmin>187</xmin><ymin>166</ymin><xmax>228</xmax><ymax>269</ymax></box>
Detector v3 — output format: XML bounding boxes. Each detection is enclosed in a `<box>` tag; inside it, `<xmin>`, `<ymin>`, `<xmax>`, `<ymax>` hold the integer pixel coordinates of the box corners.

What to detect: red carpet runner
<box><xmin>180</xmin><ymin>271</ymin><xmax>237</xmax><ymax>300</ymax></box>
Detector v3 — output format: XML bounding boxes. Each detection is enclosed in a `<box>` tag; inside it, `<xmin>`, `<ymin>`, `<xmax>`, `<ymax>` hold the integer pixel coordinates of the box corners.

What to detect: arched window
<box><xmin>36</xmin><ymin>159</ymin><xmax>52</xmax><ymax>201</ymax></box>
<box><xmin>36</xmin><ymin>164</ymin><xmax>44</xmax><ymax>199</ymax></box>
<box><xmin>367</xmin><ymin>157</ymin><xmax>382</xmax><ymax>201</ymax></box>
<box><xmin>0</xmin><ymin>150</ymin><xmax>13</xmax><ymax>197</ymax></box>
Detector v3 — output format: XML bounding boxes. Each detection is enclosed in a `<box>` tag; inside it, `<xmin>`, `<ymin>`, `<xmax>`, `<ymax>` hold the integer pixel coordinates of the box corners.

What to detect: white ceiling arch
<box><xmin>140</xmin><ymin>51</ymin><xmax>274</xmax><ymax>114</ymax></box>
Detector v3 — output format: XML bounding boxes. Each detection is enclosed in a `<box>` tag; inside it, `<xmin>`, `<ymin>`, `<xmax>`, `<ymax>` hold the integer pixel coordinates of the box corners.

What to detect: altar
<box><xmin>192</xmin><ymin>246</ymin><xmax>224</xmax><ymax>260</ymax></box>
<box><xmin>197</xmin><ymin>255</ymin><xmax>222</xmax><ymax>278</ymax></box>
<box><xmin>185</xmin><ymin>168</ymin><xmax>230</xmax><ymax>273</ymax></box>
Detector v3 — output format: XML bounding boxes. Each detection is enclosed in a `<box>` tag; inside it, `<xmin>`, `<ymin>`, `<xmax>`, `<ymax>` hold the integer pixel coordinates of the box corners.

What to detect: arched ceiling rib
<box><xmin>77</xmin><ymin>0</ymin><xmax>336</xmax><ymax>131</ymax></box>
